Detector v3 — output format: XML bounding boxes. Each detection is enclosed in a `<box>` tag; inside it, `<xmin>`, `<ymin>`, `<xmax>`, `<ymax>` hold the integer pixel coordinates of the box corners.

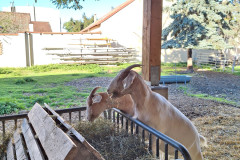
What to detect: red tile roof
<box><xmin>0</xmin><ymin>11</ymin><xmax>31</xmax><ymax>33</ymax></box>
<box><xmin>81</xmin><ymin>0</ymin><xmax>134</xmax><ymax>32</ymax></box>
<box><xmin>30</xmin><ymin>21</ymin><xmax>52</xmax><ymax>32</ymax></box>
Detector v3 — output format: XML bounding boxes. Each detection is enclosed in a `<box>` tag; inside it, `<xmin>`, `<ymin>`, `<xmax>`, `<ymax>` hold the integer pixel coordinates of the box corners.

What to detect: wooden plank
<box><xmin>13</xmin><ymin>130</ymin><xmax>28</xmax><ymax>160</ymax></box>
<box><xmin>142</xmin><ymin>0</ymin><xmax>162</xmax><ymax>84</ymax></box>
<box><xmin>44</xmin><ymin>104</ymin><xmax>104</xmax><ymax>160</ymax></box>
<box><xmin>60</xmin><ymin>61</ymin><xmax>123</xmax><ymax>64</ymax></box>
<box><xmin>28</xmin><ymin>103</ymin><xmax>77</xmax><ymax>160</ymax></box>
<box><xmin>43</xmin><ymin>47</ymin><xmax>128</xmax><ymax>51</ymax></box>
<box><xmin>60</xmin><ymin>57</ymin><xmax>119</xmax><ymax>61</ymax></box>
<box><xmin>21</xmin><ymin>118</ymin><xmax>45</xmax><ymax>160</ymax></box>
<box><xmin>43</xmin><ymin>103</ymin><xmax>73</xmax><ymax>134</ymax></box>
<box><xmin>6</xmin><ymin>138</ymin><xmax>15</xmax><ymax>160</ymax></box>
<box><xmin>46</xmin><ymin>52</ymin><xmax>137</xmax><ymax>56</ymax></box>
<box><xmin>68</xmin><ymin>43</ymin><xmax>111</xmax><ymax>46</ymax></box>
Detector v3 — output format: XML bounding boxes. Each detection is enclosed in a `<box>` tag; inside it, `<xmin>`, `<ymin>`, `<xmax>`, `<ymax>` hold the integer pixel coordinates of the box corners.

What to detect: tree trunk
<box><xmin>187</xmin><ymin>48</ymin><xmax>194</xmax><ymax>72</ymax></box>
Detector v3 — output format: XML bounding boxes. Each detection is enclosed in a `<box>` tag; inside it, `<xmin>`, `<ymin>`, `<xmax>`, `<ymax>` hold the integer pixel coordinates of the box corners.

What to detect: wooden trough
<box><xmin>3</xmin><ymin>103</ymin><xmax>104</xmax><ymax>160</ymax></box>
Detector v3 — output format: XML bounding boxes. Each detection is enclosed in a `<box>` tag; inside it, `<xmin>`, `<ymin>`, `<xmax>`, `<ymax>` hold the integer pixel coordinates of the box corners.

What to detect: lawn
<box><xmin>0</xmin><ymin>63</ymin><xmax>141</xmax><ymax>114</ymax></box>
<box><xmin>0</xmin><ymin>62</ymin><xmax>239</xmax><ymax>115</ymax></box>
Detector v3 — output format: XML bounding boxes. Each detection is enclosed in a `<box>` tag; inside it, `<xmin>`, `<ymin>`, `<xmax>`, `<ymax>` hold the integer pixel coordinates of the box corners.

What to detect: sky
<box><xmin>0</xmin><ymin>0</ymin><xmax>127</xmax><ymax>24</ymax></box>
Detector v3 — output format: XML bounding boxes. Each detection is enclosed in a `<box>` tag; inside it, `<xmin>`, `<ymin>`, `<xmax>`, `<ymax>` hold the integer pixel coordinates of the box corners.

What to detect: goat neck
<box><xmin>122</xmin><ymin>71</ymin><xmax>151</xmax><ymax>109</ymax></box>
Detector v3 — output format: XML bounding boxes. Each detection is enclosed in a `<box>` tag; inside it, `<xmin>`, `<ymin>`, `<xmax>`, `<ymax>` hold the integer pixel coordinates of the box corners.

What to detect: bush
<box><xmin>15</xmin><ymin>79</ymin><xmax>25</xmax><ymax>84</ymax></box>
<box><xmin>24</xmin><ymin>77</ymin><xmax>36</xmax><ymax>82</ymax></box>
<box><xmin>0</xmin><ymin>68</ymin><xmax>12</xmax><ymax>74</ymax></box>
<box><xmin>0</xmin><ymin>101</ymin><xmax>19</xmax><ymax>114</ymax></box>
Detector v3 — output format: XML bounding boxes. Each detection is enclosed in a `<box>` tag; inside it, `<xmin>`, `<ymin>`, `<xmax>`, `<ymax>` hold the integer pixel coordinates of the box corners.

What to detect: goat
<box><xmin>86</xmin><ymin>86</ymin><xmax>134</xmax><ymax>122</ymax></box>
<box><xmin>107</xmin><ymin>64</ymin><xmax>207</xmax><ymax>160</ymax></box>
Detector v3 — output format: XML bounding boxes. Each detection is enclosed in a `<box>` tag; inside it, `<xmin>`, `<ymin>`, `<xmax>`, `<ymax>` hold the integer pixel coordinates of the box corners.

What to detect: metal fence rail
<box><xmin>107</xmin><ymin>108</ymin><xmax>191</xmax><ymax>160</ymax></box>
<box><xmin>0</xmin><ymin>106</ymin><xmax>191</xmax><ymax>160</ymax></box>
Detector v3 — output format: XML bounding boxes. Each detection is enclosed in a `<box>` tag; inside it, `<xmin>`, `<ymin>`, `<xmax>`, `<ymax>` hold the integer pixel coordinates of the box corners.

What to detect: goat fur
<box><xmin>107</xmin><ymin>64</ymin><xmax>207</xmax><ymax>160</ymax></box>
<box><xmin>86</xmin><ymin>87</ymin><xmax>134</xmax><ymax>122</ymax></box>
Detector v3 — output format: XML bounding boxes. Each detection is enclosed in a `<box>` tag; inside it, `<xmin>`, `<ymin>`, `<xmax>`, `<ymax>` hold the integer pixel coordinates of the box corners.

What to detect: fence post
<box><xmin>24</xmin><ymin>32</ymin><xmax>30</xmax><ymax>67</ymax></box>
<box><xmin>29</xmin><ymin>33</ymin><xmax>34</xmax><ymax>66</ymax></box>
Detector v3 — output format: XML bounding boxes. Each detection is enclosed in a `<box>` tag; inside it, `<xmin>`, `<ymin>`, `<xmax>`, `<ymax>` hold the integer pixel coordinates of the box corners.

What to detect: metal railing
<box><xmin>0</xmin><ymin>106</ymin><xmax>191</xmax><ymax>160</ymax></box>
<box><xmin>0</xmin><ymin>107</ymin><xmax>87</xmax><ymax>137</ymax></box>
<box><xmin>106</xmin><ymin>108</ymin><xmax>191</xmax><ymax>160</ymax></box>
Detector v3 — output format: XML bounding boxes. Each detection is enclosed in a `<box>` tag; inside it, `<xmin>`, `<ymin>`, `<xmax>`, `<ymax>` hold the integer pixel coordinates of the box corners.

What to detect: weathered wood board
<box><xmin>13</xmin><ymin>130</ymin><xmax>28</xmax><ymax>160</ymax></box>
<box><xmin>28</xmin><ymin>103</ymin><xmax>77</xmax><ymax>160</ymax></box>
<box><xmin>21</xmin><ymin>118</ymin><xmax>45</xmax><ymax>160</ymax></box>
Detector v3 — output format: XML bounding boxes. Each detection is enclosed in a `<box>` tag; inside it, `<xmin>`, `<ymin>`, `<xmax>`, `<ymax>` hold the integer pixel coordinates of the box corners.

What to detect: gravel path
<box><xmin>1</xmin><ymin>70</ymin><xmax>240</xmax><ymax>159</ymax></box>
<box><xmin>189</xmin><ymin>71</ymin><xmax>240</xmax><ymax>106</ymax></box>
<box><xmin>65</xmin><ymin>70</ymin><xmax>240</xmax><ymax>120</ymax></box>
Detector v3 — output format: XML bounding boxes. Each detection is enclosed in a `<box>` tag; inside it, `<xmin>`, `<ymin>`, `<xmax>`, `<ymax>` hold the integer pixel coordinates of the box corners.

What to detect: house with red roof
<box><xmin>81</xmin><ymin>0</ymin><xmax>173</xmax><ymax>60</ymax></box>
<box><xmin>81</xmin><ymin>0</ymin><xmax>143</xmax><ymax>54</ymax></box>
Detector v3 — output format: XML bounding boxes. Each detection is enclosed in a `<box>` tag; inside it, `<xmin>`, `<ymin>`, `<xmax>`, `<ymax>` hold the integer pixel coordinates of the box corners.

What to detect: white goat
<box><xmin>107</xmin><ymin>64</ymin><xmax>207</xmax><ymax>160</ymax></box>
<box><xmin>86</xmin><ymin>87</ymin><xmax>134</xmax><ymax>122</ymax></box>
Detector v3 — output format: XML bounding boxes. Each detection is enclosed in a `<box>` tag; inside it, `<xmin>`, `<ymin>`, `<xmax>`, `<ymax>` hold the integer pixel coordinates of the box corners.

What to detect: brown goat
<box><xmin>86</xmin><ymin>87</ymin><xmax>134</xmax><ymax>122</ymax></box>
<box><xmin>107</xmin><ymin>64</ymin><xmax>207</xmax><ymax>160</ymax></box>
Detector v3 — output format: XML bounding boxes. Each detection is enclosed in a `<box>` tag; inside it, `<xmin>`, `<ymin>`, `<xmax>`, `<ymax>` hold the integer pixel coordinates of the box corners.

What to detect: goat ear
<box><xmin>122</xmin><ymin>72</ymin><xmax>135</xmax><ymax>93</ymax></box>
<box><xmin>92</xmin><ymin>94</ymin><xmax>102</xmax><ymax>104</ymax></box>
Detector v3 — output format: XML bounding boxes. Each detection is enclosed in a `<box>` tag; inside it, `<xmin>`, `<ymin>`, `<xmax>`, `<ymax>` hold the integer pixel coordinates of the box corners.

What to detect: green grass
<box><xmin>178</xmin><ymin>86</ymin><xmax>237</xmax><ymax>106</ymax></box>
<box><xmin>197</xmin><ymin>64</ymin><xmax>240</xmax><ymax>76</ymax></box>
<box><xmin>1</xmin><ymin>62</ymin><xmax>238</xmax><ymax>115</ymax></box>
<box><xmin>0</xmin><ymin>63</ymin><xmax>143</xmax><ymax>115</ymax></box>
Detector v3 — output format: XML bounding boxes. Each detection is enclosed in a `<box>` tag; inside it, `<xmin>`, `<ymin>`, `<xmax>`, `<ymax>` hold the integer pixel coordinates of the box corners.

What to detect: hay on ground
<box><xmin>74</xmin><ymin>118</ymin><xmax>154</xmax><ymax>160</ymax></box>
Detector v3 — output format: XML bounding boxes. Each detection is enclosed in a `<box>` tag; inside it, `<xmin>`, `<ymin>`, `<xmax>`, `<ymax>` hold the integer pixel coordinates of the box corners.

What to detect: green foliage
<box><xmin>15</xmin><ymin>79</ymin><xmax>26</xmax><ymax>85</ymax></box>
<box><xmin>50</xmin><ymin>0</ymin><xmax>84</xmax><ymax>10</ymax></box>
<box><xmin>15</xmin><ymin>77</ymin><xmax>36</xmax><ymax>84</ymax></box>
<box><xmin>63</xmin><ymin>13</ymin><xmax>94</xmax><ymax>32</ymax></box>
<box><xmin>0</xmin><ymin>99</ymin><xmax>24</xmax><ymax>114</ymax></box>
<box><xmin>162</xmin><ymin>0</ymin><xmax>240</xmax><ymax>50</ymax></box>
<box><xmin>0</xmin><ymin>68</ymin><xmax>12</xmax><ymax>74</ymax></box>
<box><xmin>0</xmin><ymin>12</ymin><xmax>20</xmax><ymax>33</ymax></box>
<box><xmin>24</xmin><ymin>77</ymin><xmax>36</xmax><ymax>82</ymax></box>
<box><xmin>0</xmin><ymin>64</ymin><xmax>135</xmax><ymax>115</ymax></box>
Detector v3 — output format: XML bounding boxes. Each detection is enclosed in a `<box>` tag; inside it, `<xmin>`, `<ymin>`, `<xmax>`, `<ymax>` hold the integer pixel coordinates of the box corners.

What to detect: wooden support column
<box><xmin>142</xmin><ymin>0</ymin><xmax>168</xmax><ymax>99</ymax></box>
<box><xmin>142</xmin><ymin>0</ymin><xmax>163</xmax><ymax>85</ymax></box>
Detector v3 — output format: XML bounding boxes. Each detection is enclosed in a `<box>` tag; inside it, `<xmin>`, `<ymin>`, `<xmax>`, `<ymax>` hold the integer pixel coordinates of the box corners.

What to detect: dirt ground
<box><xmin>66</xmin><ymin>70</ymin><xmax>240</xmax><ymax>160</ymax></box>
<box><xmin>1</xmin><ymin>70</ymin><xmax>239</xmax><ymax>159</ymax></box>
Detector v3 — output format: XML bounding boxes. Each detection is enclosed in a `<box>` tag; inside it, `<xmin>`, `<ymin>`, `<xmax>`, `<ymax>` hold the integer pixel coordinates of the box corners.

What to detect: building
<box><xmin>81</xmin><ymin>0</ymin><xmax>239</xmax><ymax>64</ymax></box>
<box><xmin>2</xmin><ymin>6</ymin><xmax>60</xmax><ymax>32</ymax></box>
<box><xmin>0</xmin><ymin>11</ymin><xmax>31</xmax><ymax>33</ymax></box>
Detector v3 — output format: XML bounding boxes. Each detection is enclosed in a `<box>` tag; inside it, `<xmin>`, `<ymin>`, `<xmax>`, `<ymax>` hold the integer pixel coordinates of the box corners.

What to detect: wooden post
<box><xmin>25</xmin><ymin>32</ymin><xmax>30</xmax><ymax>67</ymax></box>
<box><xmin>142</xmin><ymin>0</ymin><xmax>168</xmax><ymax>99</ymax></box>
<box><xmin>29</xmin><ymin>33</ymin><xmax>35</xmax><ymax>66</ymax></box>
<box><xmin>142</xmin><ymin>0</ymin><xmax>163</xmax><ymax>86</ymax></box>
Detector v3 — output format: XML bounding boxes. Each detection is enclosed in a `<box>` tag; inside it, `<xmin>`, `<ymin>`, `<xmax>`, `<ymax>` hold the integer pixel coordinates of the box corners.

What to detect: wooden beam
<box><xmin>142</xmin><ymin>0</ymin><xmax>163</xmax><ymax>85</ymax></box>
<box><xmin>28</xmin><ymin>103</ymin><xmax>77</xmax><ymax>160</ymax></box>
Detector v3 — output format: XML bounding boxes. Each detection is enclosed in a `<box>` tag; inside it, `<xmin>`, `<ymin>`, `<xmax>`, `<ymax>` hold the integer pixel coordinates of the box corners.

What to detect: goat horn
<box><xmin>88</xmin><ymin>87</ymin><xmax>101</xmax><ymax>105</ymax></box>
<box><xmin>90</xmin><ymin>87</ymin><xmax>101</xmax><ymax>97</ymax></box>
<box><xmin>120</xmin><ymin>64</ymin><xmax>142</xmax><ymax>79</ymax></box>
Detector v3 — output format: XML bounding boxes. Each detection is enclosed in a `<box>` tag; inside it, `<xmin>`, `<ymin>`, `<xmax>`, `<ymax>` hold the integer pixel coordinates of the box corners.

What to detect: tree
<box><xmin>0</xmin><ymin>13</ymin><xmax>20</xmax><ymax>33</ymax></box>
<box><xmin>63</xmin><ymin>13</ymin><xmax>94</xmax><ymax>32</ymax></box>
<box><xmin>49</xmin><ymin>0</ymin><xmax>98</xmax><ymax>10</ymax></box>
<box><xmin>162</xmin><ymin>0</ymin><xmax>240</xmax><ymax>72</ymax></box>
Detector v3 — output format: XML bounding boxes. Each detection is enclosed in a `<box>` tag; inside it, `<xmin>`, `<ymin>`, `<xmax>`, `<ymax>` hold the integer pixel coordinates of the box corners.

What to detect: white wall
<box><xmin>3</xmin><ymin>6</ymin><xmax>61</xmax><ymax>32</ymax></box>
<box><xmin>100</xmin><ymin>0</ymin><xmax>143</xmax><ymax>54</ymax></box>
<box><xmin>93</xmin><ymin>0</ymin><xmax>173</xmax><ymax>58</ymax></box>
<box><xmin>0</xmin><ymin>33</ymin><xmax>104</xmax><ymax>67</ymax></box>
<box><xmin>0</xmin><ymin>34</ymin><xmax>27</xmax><ymax>67</ymax></box>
